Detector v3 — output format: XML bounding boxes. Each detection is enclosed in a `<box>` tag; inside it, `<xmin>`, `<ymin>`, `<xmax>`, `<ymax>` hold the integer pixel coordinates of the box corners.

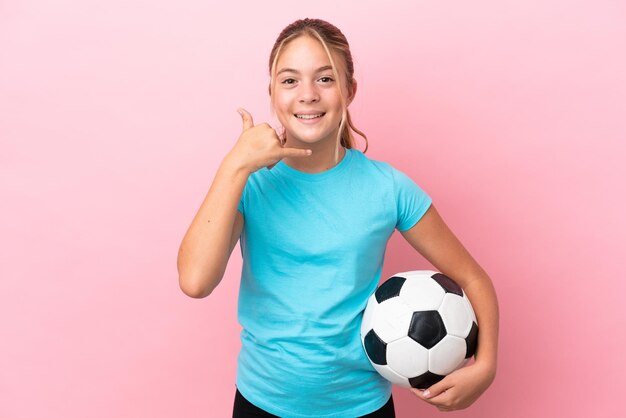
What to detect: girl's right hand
<box><xmin>226</xmin><ymin>108</ymin><xmax>312</xmax><ymax>174</ymax></box>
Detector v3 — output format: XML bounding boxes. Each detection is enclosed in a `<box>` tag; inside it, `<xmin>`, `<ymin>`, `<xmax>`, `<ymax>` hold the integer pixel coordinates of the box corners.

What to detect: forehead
<box><xmin>276</xmin><ymin>35</ymin><xmax>344</xmax><ymax>73</ymax></box>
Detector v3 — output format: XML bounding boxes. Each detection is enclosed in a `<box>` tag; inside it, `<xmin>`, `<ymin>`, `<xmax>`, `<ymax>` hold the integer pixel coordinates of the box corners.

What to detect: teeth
<box><xmin>295</xmin><ymin>113</ymin><xmax>324</xmax><ymax>119</ymax></box>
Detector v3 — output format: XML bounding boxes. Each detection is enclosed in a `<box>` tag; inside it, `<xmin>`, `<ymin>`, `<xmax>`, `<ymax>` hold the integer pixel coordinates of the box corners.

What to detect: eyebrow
<box><xmin>276</xmin><ymin>65</ymin><xmax>334</xmax><ymax>75</ymax></box>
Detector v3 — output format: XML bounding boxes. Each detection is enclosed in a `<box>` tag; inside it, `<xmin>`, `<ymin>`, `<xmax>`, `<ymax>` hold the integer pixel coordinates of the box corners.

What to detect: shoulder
<box><xmin>349</xmin><ymin>148</ymin><xmax>411</xmax><ymax>184</ymax></box>
<box><xmin>352</xmin><ymin>149</ymin><xmax>431</xmax><ymax>204</ymax></box>
<box><xmin>349</xmin><ymin>148</ymin><xmax>397</xmax><ymax>178</ymax></box>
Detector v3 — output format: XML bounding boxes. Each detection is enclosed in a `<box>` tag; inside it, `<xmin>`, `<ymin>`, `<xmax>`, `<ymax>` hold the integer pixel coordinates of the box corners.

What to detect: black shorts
<box><xmin>232</xmin><ymin>387</ymin><xmax>395</xmax><ymax>418</ymax></box>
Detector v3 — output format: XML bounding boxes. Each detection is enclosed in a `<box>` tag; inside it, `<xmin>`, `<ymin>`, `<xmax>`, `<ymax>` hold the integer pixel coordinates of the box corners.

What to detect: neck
<box><xmin>282</xmin><ymin>135</ymin><xmax>345</xmax><ymax>174</ymax></box>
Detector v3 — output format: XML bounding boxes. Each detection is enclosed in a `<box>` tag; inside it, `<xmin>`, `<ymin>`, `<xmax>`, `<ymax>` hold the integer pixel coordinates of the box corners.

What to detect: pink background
<box><xmin>2</xmin><ymin>1</ymin><xmax>625</xmax><ymax>417</ymax></box>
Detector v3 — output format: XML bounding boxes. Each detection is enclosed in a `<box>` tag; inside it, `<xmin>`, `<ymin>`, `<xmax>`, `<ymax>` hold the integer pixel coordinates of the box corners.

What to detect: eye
<box><xmin>319</xmin><ymin>76</ymin><xmax>334</xmax><ymax>83</ymax></box>
<box><xmin>281</xmin><ymin>78</ymin><xmax>297</xmax><ymax>85</ymax></box>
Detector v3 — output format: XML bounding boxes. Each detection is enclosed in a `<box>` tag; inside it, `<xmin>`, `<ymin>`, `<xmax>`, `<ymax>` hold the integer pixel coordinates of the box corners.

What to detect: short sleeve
<box><xmin>393</xmin><ymin>168</ymin><xmax>432</xmax><ymax>232</ymax></box>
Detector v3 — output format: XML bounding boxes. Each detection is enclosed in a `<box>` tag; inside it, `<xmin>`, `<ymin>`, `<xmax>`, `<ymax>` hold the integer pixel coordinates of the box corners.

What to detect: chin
<box><xmin>293</xmin><ymin>135</ymin><xmax>333</xmax><ymax>146</ymax></box>
<box><xmin>289</xmin><ymin>128</ymin><xmax>339</xmax><ymax>145</ymax></box>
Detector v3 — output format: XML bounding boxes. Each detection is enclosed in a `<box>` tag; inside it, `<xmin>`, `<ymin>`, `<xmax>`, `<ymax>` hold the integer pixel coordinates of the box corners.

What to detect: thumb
<box><xmin>237</xmin><ymin>108</ymin><xmax>254</xmax><ymax>131</ymax></box>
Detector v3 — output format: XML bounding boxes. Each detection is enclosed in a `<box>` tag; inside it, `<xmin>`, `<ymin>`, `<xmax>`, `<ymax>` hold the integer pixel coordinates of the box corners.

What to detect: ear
<box><xmin>347</xmin><ymin>79</ymin><xmax>357</xmax><ymax>106</ymax></box>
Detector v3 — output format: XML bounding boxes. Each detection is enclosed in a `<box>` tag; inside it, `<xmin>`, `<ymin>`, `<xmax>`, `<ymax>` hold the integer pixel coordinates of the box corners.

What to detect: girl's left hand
<box><xmin>410</xmin><ymin>361</ymin><xmax>496</xmax><ymax>411</ymax></box>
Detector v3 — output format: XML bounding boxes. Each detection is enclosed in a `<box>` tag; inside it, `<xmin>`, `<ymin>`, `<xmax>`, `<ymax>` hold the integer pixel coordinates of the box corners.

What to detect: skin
<box><xmin>229</xmin><ymin>34</ymin><xmax>499</xmax><ymax>412</ymax></box>
<box><xmin>272</xmin><ymin>35</ymin><xmax>355</xmax><ymax>173</ymax></box>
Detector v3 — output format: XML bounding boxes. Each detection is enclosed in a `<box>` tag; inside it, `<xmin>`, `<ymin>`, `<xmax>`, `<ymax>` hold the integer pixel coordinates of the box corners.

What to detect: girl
<box><xmin>177</xmin><ymin>18</ymin><xmax>498</xmax><ymax>417</ymax></box>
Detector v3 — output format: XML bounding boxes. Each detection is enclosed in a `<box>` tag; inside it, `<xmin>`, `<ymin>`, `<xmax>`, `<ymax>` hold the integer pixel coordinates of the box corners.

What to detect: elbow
<box><xmin>178</xmin><ymin>276</ymin><xmax>212</xmax><ymax>299</ymax></box>
<box><xmin>177</xmin><ymin>252</ymin><xmax>224</xmax><ymax>298</ymax></box>
<box><xmin>178</xmin><ymin>273</ymin><xmax>217</xmax><ymax>299</ymax></box>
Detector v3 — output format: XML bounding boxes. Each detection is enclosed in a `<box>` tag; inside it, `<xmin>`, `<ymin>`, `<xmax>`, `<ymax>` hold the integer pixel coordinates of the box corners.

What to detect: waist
<box><xmin>236</xmin><ymin>339</ymin><xmax>391</xmax><ymax>417</ymax></box>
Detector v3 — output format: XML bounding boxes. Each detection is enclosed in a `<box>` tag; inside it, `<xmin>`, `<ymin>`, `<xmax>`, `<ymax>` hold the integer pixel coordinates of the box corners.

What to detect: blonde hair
<box><xmin>268</xmin><ymin>18</ymin><xmax>368</xmax><ymax>163</ymax></box>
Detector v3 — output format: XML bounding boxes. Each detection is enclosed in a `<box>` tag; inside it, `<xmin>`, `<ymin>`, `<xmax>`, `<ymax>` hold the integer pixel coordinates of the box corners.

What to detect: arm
<box><xmin>177</xmin><ymin>157</ymin><xmax>248</xmax><ymax>298</ymax></box>
<box><xmin>400</xmin><ymin>204</ymin><xmax>499</xmax><ymax>411</ymax></box>
<box><xmin>177</xmin><ymin>108</ymin><xmax>313</xmax><ymax>299</ymax></box>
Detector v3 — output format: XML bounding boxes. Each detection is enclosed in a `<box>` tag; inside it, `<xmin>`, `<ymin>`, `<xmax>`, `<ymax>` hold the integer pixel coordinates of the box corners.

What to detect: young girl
<box><xmin>177</xmin><ymin>18</ymin><xmax>499</xmax><ymax>418</ymax></box>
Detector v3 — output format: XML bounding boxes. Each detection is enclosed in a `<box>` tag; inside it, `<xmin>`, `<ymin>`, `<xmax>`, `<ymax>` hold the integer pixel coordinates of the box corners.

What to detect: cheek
<box><xmin>274</xmin><ymin>100</ymin><xmax>289</xmax><ymax>117</ymax></box>
<box><xmin>272</xmin><ymin>101</ymin><xmax>291</xmax><ymax>125</ymax></box>
<box><xmin>325</xmin><ymin>94</ymin><xmax>344</xmax><ymax>113</ymax></box>
<box><xmin>272</xmin><ymin>93</ymin><xmax>290</xmax><ymax>112</ymax></box>
<box><xmin>324</xmin><ymin>86</ymin><xmax>345</xmax><ymax>105</ymax></box>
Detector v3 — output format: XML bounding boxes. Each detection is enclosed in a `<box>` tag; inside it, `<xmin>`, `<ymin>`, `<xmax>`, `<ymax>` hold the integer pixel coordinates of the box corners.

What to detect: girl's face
<box><xmin>272</xmin><ymin>36</ymin><xmax>351</xmax><ymax>147</ymax></box>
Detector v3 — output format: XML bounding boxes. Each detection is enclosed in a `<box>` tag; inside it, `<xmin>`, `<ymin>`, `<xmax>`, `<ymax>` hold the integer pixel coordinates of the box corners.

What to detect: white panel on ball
<box><xmin>372</xmin><ymin>298</ymin><xmax>413</xmax><ymax>343</ymax></box>
<box><xmin>462</xmin><ymin>293</ymin><xmax>477</xmax><ymax>323</ymax></box>
<box><xmin>360</xmin><ymin>294</ymin><xmax>378</xmax><ymax>336</ymax></box>
<box><xmin>387</xmin><ymin>336</ymin><xmax>429</xmax><ymax>377</ymax></box>
<box><xmin>372</xmin><ymin>363</ymin><xmax>411</xmax><ymax>388</ymax></box>
<box><xmin>439</xmin><ymin>293</ymin><xmax>473</xmax><ymax>338</ymax></box>
<box><xmin>399</xmin><ymin>274</ymin><xmax>446</xmax><ymax>311</ymax></box>
<box><xmin>429</xmin><ymin>335</ymin><xmax>467</xmax><ymax>376</ymax></box>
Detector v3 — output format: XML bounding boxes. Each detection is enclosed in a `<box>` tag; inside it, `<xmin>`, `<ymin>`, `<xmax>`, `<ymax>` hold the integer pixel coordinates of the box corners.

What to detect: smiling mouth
<box><xmin>294</xmin><ymin>113</ymin><xmax>325</xmax><ymax>119</ymax></box>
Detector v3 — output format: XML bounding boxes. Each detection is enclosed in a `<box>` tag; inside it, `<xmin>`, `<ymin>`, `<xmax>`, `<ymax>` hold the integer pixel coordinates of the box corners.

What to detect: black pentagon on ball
<box><xmin>431</xmin><ymin>273</ymin><xmax>463</xmax><ymax>296</ymax></box>
<box><xmin>465</xmin><ymin>321</ymin><xmax>479</xmax><ymax>358</ymax></box>
<box><xmin>364</xmin><ymin>329</ymin><xmax>387</xmax><ymax>365</ymax></box>
<box><xmin>409</xmin><ymin>371</ymin><xmax>446</xmax><ymax>389</ymax></box>
<box><xmin>375</xmin><ymin>276</ymin><xmax>406</xmax><ymax>303</ymax></box>
<box><xmin>408</xmin><ymin>311</ymin><xmax>447</xmax><ymax>349</ymax></box>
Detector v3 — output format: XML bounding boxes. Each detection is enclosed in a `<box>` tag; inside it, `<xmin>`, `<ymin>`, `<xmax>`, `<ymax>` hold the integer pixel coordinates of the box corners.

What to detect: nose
<box><xmin>299</xmin><ymin>81</ymin><xmax>320</xmax><ymax>104</ymax></box>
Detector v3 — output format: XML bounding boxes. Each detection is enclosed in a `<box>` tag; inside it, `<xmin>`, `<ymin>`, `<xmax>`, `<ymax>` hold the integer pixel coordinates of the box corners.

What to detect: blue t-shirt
<box><xmin>236</xmin><ymin>147</ymin><xmax>432</xmax><ymax>417</ymax></box>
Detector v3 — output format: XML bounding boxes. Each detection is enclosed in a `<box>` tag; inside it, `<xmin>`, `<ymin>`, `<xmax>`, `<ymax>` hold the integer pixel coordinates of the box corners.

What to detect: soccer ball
<box><xmin>360</xmin><ymin>270</ymin><xmax>478</xmax><ymax>389</ymax></box>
